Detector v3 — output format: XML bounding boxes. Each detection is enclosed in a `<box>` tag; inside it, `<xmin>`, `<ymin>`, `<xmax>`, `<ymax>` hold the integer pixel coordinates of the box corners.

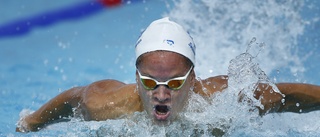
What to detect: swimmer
<box><xmin>16</xmin><ymin>17</ymin><xmax>320</xmax><ymax>132</ymax></box>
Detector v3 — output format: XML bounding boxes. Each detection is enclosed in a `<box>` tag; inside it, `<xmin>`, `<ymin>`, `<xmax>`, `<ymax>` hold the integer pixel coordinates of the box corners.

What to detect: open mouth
<box><xmin>153</xmin><ymin>105</ymin><xmax>171</xmax><ymax>120</ymax></box>
<box><xmin>155</xmin><ymin>105</ymin><xmax>170</xmax><ymax>114</ymax></box>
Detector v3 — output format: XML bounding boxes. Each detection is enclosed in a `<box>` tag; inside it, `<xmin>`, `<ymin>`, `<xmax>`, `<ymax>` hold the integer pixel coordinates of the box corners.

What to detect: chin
<box><xmin>152</xmin><ymin>116</ymin><xmax>172</xmax><ymax>125</ymax></box>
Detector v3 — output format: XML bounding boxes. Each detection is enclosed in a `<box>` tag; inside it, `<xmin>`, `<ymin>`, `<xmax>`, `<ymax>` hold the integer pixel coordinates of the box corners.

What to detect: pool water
<box><xmin>1</xmin><ymin>0</ymin><xmax>320</xmax><ymax>136</ymax></box>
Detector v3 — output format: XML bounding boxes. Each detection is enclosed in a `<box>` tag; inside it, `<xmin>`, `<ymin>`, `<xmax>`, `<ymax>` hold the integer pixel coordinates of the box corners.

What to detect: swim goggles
<box><xmin>137</xmin><ymin>66</ymin><xmax>193</xmax><ymax>90</ymax></box>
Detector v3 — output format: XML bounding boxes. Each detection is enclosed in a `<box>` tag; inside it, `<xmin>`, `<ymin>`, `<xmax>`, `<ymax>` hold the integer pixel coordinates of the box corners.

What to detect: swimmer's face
<box><xmin>136</xmin><ymin>51</ymin><xmax>195</xmax><ymax>124</ymax></box>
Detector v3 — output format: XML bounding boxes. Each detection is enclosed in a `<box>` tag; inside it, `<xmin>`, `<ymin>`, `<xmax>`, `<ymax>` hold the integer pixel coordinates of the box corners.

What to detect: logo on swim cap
<box><xmin>135</xmin><ymin>17</ymin><xmax>196</xmax><ymax>65</ymax></box>
<box><xmin>165</xmin><ymin>39</ymin><xmax>174</xmax><ymax>46</ymax></box>
<box><xmin>188</xmin><ymin>42</ymin><xmax>196</xmax><ymax>55</ymax></box>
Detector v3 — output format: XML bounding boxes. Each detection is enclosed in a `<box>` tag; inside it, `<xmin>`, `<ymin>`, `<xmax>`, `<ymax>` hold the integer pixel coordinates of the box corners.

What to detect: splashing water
<box><xmin>177</xmin><ymin>39</ymin><xmax>281</xmax><ymax>136</ymax></box>
<box><xmin>167</xmin><ymin>0</ymin><xmax>305</xmax><ymax>78</ymax></box>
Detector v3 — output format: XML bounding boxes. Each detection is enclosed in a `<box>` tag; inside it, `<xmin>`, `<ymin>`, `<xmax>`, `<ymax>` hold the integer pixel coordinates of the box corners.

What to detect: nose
<box><xmin>153</xmin><ymin>85</ymin><xmax>171</xmax><ymax>103</ymax></box>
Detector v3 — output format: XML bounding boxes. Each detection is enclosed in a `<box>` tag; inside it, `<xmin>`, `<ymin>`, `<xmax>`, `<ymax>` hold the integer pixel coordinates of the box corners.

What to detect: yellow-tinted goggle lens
<box><xmin>167</xmin><ymin>79</ymin><xmax>185</xmax><ymax>90</ymax></box>
<box><xmin>141</xmin><ymin>78</ymin><xmax>157</xmax><ymax>90</ymax></box>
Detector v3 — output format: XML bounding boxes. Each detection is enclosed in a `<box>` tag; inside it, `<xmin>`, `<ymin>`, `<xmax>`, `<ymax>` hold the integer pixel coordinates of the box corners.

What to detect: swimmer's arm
<box><xmin>276</xmin><ymin>83</ymin><xmax>320</xmax><ymax>113</ymax></box>
<box><xmin>256</xmin><ymin>83</ymin><xmax>320</xmax><ymax>114</ymax></box>
<box><xmin>16</xmin><ymin>80</ymin><xmax>143</xmax><ymax>132</ymax></box>
<box><xmin>194</xmin><ymin>75</ymin><xmax>229</xmax><ymax>96</ymax></box>
<box><xmin>16</xmin><ymin>87</ymin><xmax>82</xmax><ymax>132</ymax></box>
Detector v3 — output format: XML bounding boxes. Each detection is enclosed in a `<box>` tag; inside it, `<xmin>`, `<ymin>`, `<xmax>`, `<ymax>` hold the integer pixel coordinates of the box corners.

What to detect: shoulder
<box><xmin>80</xmin><ymin>79</ymin><xmax>142</xmax><ymax>120</ymax></box>
<box><xmin>82</xmin><ymin>79</ymin><xmax>138</xmax><ymax>98</ymax></box>
<box><xmin>193</xmin><ymin>75</ymin><xmax>228</xmax><ymax>97</ymax></box>
<box><xmin>85</xmin><ymin>79</ymin><xmax>126</xmax><ymax>92</ymax></box>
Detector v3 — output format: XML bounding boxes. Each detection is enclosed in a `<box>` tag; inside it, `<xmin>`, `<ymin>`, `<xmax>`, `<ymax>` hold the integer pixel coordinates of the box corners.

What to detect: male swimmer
<box><xmin>16</xmin><ymin>17</ymin><xmax>320</xmax><ymax>132</ymax></box>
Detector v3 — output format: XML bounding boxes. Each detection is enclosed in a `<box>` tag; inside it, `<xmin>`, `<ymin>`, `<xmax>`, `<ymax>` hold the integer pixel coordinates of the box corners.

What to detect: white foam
<box><xmin>166</xmin><ymin>0</ymin><xmax>305</xmax><ymax>78</ymax></box>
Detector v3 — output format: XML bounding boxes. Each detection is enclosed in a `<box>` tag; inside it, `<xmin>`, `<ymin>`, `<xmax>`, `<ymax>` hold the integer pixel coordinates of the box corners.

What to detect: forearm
<box><xmin>253</xmin><ymin>83</ymin><xmax>283</xmax><ymax>114</ymax></box>
<box><xmin>16</xmin><ymin>87</ymin><xmax>82</xmax><ymax>132</ymax></box>
<box><xmin>276</xmin><ymin>83</ymin><xmax>320</xmax><ymax>113</ymax></box>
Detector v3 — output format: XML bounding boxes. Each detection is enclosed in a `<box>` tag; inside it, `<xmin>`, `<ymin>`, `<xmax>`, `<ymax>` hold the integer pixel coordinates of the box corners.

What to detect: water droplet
<box><xmin>281</xmin><ymin>98</ymin><xmax>286</xmax><ymax>104</ymax></box>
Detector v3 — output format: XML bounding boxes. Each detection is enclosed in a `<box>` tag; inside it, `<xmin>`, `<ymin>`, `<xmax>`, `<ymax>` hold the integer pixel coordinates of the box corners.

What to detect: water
<box><xmin>1</xmin><ymin>0</ymin><xmax>320</xmax><ymax>136</ymax></box>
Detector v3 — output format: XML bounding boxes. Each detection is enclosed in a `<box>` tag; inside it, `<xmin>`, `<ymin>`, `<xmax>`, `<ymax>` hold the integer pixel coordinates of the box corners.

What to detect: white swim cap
<box><xmin>135</xmin><ymin>17</ymin><xmax>196</xmax><ymax>65</ymax></box>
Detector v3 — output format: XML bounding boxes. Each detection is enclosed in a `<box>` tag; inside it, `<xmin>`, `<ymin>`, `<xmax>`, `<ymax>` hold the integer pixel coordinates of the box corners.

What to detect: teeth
<box><xmin>156</xmin><ymin>111</ymin><xmax>167</xmax><ymax>115</ymax></box>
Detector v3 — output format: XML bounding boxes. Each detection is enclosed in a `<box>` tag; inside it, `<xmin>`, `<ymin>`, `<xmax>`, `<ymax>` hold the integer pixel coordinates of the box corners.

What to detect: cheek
<box><xmin>140</xmin><ymin>91</ymin><xmax>151</xmax><ymax>100</ymax></box>
<box><xmin>138</xmin><ymin>87</ymin><xmax>152</xmax><ymax>106</ymax></box>
<box><xmin>172</xmin><ymin>88</ymin><xmax>190</xmax><ymax>105</ymax></box>
<box><xmin>172</xmin><ymin>82</ymin><xmax>192</xmax><ymax>106</ymax></box>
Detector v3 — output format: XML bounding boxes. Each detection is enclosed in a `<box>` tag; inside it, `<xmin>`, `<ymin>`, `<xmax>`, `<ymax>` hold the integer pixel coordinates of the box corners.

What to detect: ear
<box><xmin>135</xmin><ymin>70</ymin><xmax>139</xmax><ymax>83</ymax></box>
<box><xmin>135</xmin><ymin>70</ymin><xmax>140</xmax><ymax>94</ymax></box>
<box><xmin>189</xmin><ymin>69</ymin><xmax>196</xmax><ymax>85</ymax></box>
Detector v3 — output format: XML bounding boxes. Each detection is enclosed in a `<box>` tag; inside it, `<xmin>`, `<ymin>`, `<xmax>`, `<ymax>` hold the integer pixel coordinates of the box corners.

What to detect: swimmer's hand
<box><xmin>238</xmin><ymin>83</ymin><xmax>283</xmax><ymax>115</ymax></box>
<box><xmin>16</xmin><ymin>110</ymin><xmax>44</xmax><ymax>132</ymax></box>
<box><xmin>16</xmin><ymin>119</ymin><xmax>43</xmax><ymax>132</ymax></box>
